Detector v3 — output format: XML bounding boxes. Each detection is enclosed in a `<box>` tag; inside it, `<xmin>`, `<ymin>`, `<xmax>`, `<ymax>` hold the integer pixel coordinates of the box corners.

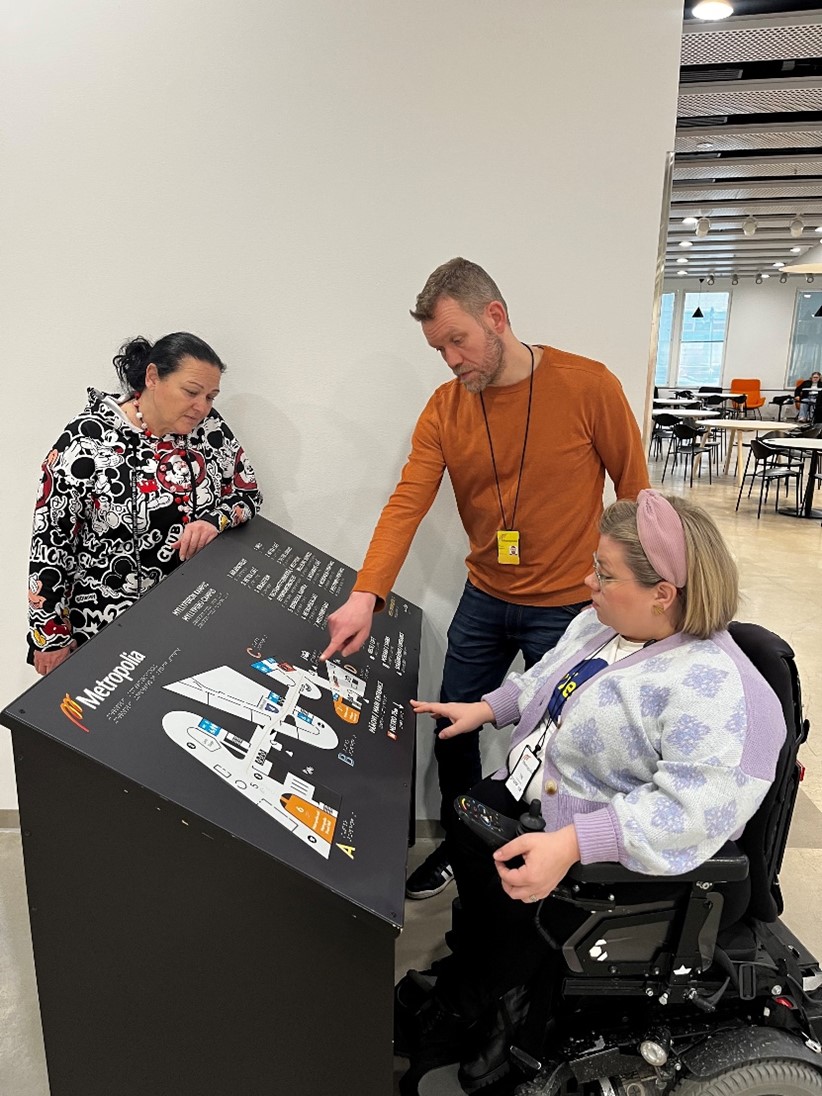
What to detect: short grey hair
<box><xmin>410</xmin><ymin>257</ymin><xmax>509</xmax><ymax>323</ymax></box>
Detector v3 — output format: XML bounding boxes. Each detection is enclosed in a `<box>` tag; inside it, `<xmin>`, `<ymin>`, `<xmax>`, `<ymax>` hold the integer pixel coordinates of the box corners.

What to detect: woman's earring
<box><xmin>652</xmin><ymin>604</ymin><xmax>664</xmax><ymax>616</ymax></box>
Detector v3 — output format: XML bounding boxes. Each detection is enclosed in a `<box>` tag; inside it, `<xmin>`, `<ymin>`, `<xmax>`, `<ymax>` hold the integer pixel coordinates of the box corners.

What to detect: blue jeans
<box><xmin>434</xmin><ymin>580</ymin><xmax>590</xmax><ymax>833</ymax></box>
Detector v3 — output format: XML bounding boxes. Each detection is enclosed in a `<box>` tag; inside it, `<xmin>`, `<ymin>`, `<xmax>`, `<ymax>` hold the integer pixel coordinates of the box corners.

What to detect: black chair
<box><xmin>736</xmin><ymin>437</ymin><xmax>803</xmax><ymax>518</ymax></box>
<box><xmin>729</xmin><ymin>392</ymin><xmax>748</xmax><ymax>419</ymax></box>
<box><xmin>771</xmin><ymin>394</ymin><xmax>796</xmax><ymax>422</ymax></box>
<box><xmin>648</xmin><ymin>412</ymin><xmax>678</xmax><ymax>461</ymax></box>
<box><xmin>509</xmin><ymin>623</ymin><xmax>822</xmax><ymax>1096</ymax></box>
<box><xmin>662</xmin><ymin>422</ymin><xmax>719</xmax><ymax>487</ymax></box>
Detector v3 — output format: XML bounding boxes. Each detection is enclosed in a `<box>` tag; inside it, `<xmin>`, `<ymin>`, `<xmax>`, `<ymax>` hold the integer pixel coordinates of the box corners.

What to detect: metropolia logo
<box><xmin>58</xmin><ymin>650</ymin><xmax>146</xmax><ymax>732</ymax></box>
<box><xmin>60</xmin><ymin>694</ymin><xmax>89</xmax><ymax>732</ymax></box>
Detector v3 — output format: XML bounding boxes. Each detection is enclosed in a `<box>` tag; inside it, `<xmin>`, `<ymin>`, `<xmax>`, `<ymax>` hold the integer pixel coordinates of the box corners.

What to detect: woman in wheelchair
<box><xmin>400</xmin><ymin>490</ymin><xmax>789</xmax><ymax>1096</ymax></box>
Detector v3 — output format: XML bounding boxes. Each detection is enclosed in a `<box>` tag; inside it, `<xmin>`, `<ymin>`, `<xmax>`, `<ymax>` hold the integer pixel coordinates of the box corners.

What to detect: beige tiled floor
<box><xmin>3</xmin><ymin>461</ymin><xmax>822</xmax><ymax>1096</ymax></box>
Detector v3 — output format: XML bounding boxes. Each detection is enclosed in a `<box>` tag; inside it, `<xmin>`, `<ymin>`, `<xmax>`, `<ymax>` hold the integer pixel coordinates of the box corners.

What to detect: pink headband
<box><xmin>635</xmin><ymin>489</ymin><xmax>687</xmax><ymax>589</ymax></box>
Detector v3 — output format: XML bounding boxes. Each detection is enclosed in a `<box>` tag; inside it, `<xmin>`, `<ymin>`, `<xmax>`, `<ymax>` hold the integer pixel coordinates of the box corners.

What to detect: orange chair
<box><xmin>729</xmin><ymin>377</ymin><xmax>766</xmax><ymax>419</ymax></box>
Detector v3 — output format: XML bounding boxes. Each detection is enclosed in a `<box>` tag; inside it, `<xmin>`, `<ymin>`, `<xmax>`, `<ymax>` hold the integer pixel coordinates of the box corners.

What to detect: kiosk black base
<box><xmin>5</xmin><ymin>518</ymin><xmax>421</xmax><ymax>1096</ymax></box>
<box><xmin>14</xmin><ymin>730</ymin><xmax>394</xmax><ymax>1096</ymax></box>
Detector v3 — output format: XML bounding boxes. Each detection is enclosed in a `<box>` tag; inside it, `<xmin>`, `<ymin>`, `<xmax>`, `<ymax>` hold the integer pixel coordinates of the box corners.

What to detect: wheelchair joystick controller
<box><xmin>454</xmin><ymin>795</ymin><xmax>546</xmax><ymax>867</ymax></box>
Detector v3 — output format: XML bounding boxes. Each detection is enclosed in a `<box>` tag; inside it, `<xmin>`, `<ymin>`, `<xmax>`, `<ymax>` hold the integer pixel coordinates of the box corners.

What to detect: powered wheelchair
<box><xmin>499</xmin><ymin>621</ymin><xmax>822</xmax><ymax>1096</ymax></box>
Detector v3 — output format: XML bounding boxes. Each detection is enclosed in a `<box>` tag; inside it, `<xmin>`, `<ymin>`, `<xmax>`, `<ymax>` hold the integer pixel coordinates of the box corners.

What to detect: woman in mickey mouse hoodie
<box><xmin>28</xmin><ymin>332</ymin><xmax>262</xmax><ymax>674</ymax></box>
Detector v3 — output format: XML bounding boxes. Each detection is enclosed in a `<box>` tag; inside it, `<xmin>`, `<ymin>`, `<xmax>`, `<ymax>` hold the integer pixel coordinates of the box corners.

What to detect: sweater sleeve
<box><xmin>590</xmin><ymin>370</ymin><xmax>650</xmax><ymax>500</ymax></box>
<box><xmin>197</xmin><ymin>419</ymin><xmax>263</xmax><ymax>533</ymax></box>
<box><xmin>574</xmin><ymin>658</ymin><xmax>787</xmax><ymax>875</ymax></box>
<box><xmin>353</xmin><ymin>393</ymin><xmax>446</xmax><ymax>610</ymax></box>
<box><xmin>28</xmin><ymin>438</ymin><xmax>87</xmax><ymax>655</ymax></box>
<box><xmin>483</xmin><ymin>608</ymin><xmax>603</xmax><ymax>727</ymax></box>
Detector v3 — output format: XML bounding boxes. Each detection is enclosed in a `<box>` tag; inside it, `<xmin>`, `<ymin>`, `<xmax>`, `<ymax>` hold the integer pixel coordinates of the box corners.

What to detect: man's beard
<box><xmin>461</xmin><ymin>326</ymin><xmax>506</xmax><ymax>394</ymax></box>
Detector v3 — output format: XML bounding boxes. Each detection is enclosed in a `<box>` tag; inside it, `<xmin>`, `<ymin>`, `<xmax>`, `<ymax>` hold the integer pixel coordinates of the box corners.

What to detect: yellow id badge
<box><xmin>497</xmin><ymin>530</ymin><xmax>520</xmax><ymax>565</ymax></box>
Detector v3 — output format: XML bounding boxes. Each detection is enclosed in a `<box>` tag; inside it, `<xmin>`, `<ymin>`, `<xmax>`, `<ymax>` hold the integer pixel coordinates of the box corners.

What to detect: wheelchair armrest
<box><xmin>565</xmin><ymin>842</ymin><xmax>749</xmax><ymax>886</ymax></box>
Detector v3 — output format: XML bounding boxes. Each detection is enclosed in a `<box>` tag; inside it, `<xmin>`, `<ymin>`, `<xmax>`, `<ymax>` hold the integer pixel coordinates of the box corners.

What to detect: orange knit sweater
<box><xmin>354</xmin><ymin>346</ymin><xmax>650</xmax><ymax>609</ymax></box>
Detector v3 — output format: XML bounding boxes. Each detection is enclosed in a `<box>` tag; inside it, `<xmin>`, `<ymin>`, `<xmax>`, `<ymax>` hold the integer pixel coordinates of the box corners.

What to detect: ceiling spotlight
<box><xmin>755</xmin><ymin>273</ymin><xmax>763</xmax><ymax>284</ymax></box>
<box><xmin>677</xmin><ymin>270</ymin><xmax>688</xmax><ymax>277</ymax></box>
<box><xmin>773</xmin><ymin>262</ymin><xmax>785</xmax><ymax>268</ymax></box>
<box><xmin>679</xmin><ymin>240</ymin><xmax>693</xmax><ymax>248</ymax></box>
<box><xmin>808</xmin><ymin>275</ymin><xmax>816</xmax><ymax>284</ymax></box>
<box><xmin>696</xmin><ymin>141</ymin><xmax>715</xmax><ymax>152</ymax></box>
<box><xmin>677</xmin><ymin>257</ymin><xmax>690</xmax><ymax>264</ymax></box>
<box><xmin>731</xmin><ymin>274</ymin><xmax>739</xmax><ymax>285</ymax></box>
<box><xmin>742</xmin><ymin>216</ymin><xmax>757</xmax><ymax>237</ymax></box>
<box><xmin>692</xmin><ymin>1</ymin><xmax>734</xmax><ymax>19</ymax></box>
<box><xmin>780</xmin><ymin>273</ymin><xmax>788</xmax><ymax>283</ymax></box>
<box><xmin>791</xmin><ymin>247</ymin><xmax>802</xmax><ymax>253</ymax></box>
<box><xmin>790</xmin><ymin>215</ymin><xmax>806</xmax><ymax>239</ymax></box>
<box><xmin>696</xmin><ymin>216</ymin><xmax>711</xmax><ymax>237</ymax></box>
<box><xmin>707</xmin><ymin>275</ymin><xmax>715</xmax><ymax>285</ymax></box>
<box><xmin>683</xmin><ymin>217</ymin><xmax>698</xmax><ymax>226</ymax></box>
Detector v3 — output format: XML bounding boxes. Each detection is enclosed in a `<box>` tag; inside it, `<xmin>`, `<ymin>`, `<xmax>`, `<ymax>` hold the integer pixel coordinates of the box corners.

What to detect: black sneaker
<box><xmin>393</xmin><ymin>969</ymin><xmax>436</xmax><ymax>1057</ymax></box>
<box><xmin>406</xmin><ymin>842</ymin><xmax>455</xmax><ymax>899</ymax></box>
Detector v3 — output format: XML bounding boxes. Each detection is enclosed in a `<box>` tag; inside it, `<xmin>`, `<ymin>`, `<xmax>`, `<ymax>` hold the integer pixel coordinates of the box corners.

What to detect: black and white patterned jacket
<box><xmin>28</xmin><ymin>388</ymin><xmax>262</xmax><ymax>658</ymax></box>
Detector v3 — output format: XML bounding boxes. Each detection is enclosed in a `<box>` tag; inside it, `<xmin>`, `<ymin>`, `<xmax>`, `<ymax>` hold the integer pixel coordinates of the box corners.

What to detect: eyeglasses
<box><xmin>591</xmin><ymin>553</ymin><xmax>635</xmax><ymax>592</ymax></box>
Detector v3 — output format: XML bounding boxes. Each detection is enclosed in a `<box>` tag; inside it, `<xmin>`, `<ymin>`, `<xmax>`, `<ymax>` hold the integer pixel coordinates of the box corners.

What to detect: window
<box><xmin>677</xmin><ymin>292</ymin><xmax>730</xmax><ymax>387</ymax></box>
<box><xmin>786</xmin><ymin>291</ymin><xmax>822</xmax><ymax>387</ymax></box>
<box><xmin>654</xmin><ymin>292</ymin><xmax>675</xmax><ymax>386</ymax></box>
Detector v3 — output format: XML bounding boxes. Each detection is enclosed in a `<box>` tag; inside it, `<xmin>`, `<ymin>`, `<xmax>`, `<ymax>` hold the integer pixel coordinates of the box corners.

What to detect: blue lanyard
<box><xmin>546</xmin><ymin>649</ymin><xmax>609</xmax><ymax>725</ymax></box>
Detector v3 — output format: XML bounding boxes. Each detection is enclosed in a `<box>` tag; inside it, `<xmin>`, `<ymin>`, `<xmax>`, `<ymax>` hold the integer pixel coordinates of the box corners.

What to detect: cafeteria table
<box><xmin>695</xmin><ymin>419</ymin><xmax>795</xmax><ymax>487</ymax></box>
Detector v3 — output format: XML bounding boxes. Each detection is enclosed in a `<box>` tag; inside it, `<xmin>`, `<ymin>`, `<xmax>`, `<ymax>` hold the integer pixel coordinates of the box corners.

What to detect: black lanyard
<box><xmin>479</xmin><ymin>343</ymin><xmax>534</xmax><ymax>530</ymax></box>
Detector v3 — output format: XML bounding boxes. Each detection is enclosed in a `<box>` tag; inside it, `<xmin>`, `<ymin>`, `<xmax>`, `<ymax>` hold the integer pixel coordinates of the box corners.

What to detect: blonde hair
<box><xmin>600</xmin><ymin>494</ymin><xmax>738</xmax><ymax>639</ymax></box>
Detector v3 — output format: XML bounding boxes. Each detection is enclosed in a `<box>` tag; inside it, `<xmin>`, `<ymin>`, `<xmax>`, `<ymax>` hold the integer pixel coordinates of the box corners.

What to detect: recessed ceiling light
<box><xmin>678</xmin><ymin>270</ymin><xmax>688</xmax><ymax>277</ymax></box>
<box><xmin>805</xmin><ymin>294</ymin><xmax>812</xmax><ymax>298</ymax></box>
<box><xmin>692</xmin><ymin>1</ymin><xmax>734</xmax><ymax>19</ymax></box>
<box><xmin>696</xmin><ymin>141</ymin><xmax>714</xmax><ymax>151</ymax></box>
<box><xmin>679</xmin><ymin>240</ymin><xmax>693</xmax><ymax>248</ymax></box>
<box><xmin>791</xmin><ymin>247</ymin><xmax>802</xmax><ymax>253</ymax></box>
<box><xmin>677</xmin><ymin>257</ymin><xmax>690</xmax><ymax>264</ymax></box>
<box><xmin>683</xmin><ymin>217</ymin><xmax>698</xmax><ymax>226</ymax></box>
<box><xmin>761</xmin><ymin>273</ymin><xmax>770</xmax><ymax>279</ymax></box>
<box><xmin>773</xmin><ymin>262</ymin><xmax>785</xmax><ymax>268</ymax></box>
<box><xmin>816</xmin><ymin>226</ymin><xmax>822</xmax><ymax>234</ymax></box>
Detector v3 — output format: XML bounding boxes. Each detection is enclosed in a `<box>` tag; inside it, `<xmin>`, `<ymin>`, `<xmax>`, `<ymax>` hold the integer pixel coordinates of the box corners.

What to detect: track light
<box><xmin>731</xmin><ymin>274</ymin><xmax>739</xmax><ymax>286</ymax></box>
<box><xmin>809</xmin><ymin>275</ymin><xmax>816</xmax><ymax>284</ymax></box>
<box><xmin>790</xmin><ymin>215</ymin><xmax>805</xmax><ymax>239</ymax></box>
<box><xmin>780</xmin><ymin>273</ymin><xmax>788</xmax><ymax>283</ymax></box>
<box><xmin>707</xmin><ymin>275</ymin><xmax>715</xmax><ymax>286</ymax></box>
<box><xmin>695</xmin><ymin>216</ymin><xmax>711</xmax><ymax>238</ymax></box>
<box><xmin>692</xmin><ymin>1</ymin><xmax>734</xmax><ymax>19</ymax></box>
<box><xmin>743</xmin><ymin>216</ymin><xmax>757</xmax><ymax>238</ymax></box>
<box><xmin>755</xmin><ymin>273</ymin><xmax>763</xmax><ymax>284</ymax></box>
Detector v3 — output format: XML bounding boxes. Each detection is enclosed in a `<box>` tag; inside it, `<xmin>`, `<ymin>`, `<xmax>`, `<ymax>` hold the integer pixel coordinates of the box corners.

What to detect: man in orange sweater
<box><xmin>321</xmin><ymin>258</ymin><xmax>649</xmax><ymax>899</ymax></box>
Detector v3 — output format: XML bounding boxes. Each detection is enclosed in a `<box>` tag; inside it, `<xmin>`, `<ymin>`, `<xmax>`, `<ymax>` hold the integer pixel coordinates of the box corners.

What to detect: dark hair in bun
<box><xmin>113</xmin><ymin>332</ymin><xmax>225</xmax><ymax>394</ymax></box>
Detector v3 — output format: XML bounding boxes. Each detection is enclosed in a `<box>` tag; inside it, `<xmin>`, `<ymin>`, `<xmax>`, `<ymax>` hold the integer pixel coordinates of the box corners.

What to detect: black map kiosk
<box><xmin>3</xmin><ymin>518</ymin><xmax>421</xmax><ymax>1096</ymax></box>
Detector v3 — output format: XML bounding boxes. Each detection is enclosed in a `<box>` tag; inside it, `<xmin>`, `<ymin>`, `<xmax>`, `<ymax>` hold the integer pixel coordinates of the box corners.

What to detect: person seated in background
<box><xmin>796</xmin><ymin>371</ymin><xmax>822</xmax><ymax>423</ymax></box>
<box><xmin>400</xmin><ymin>490</ymin><xmax>787</xmax><ymax>1096</ymax></box>
<box><xmin>28</xmin><ymin>332</ymin><xmax>262</xmax><ymax>675</ymax></box>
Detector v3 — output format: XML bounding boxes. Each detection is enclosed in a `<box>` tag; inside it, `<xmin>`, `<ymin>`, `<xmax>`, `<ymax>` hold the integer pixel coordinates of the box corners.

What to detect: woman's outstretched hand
<box><xmin>409</xmin><ymin>699</ymin><xmax>495</xmax><ymax>739</ymax></box>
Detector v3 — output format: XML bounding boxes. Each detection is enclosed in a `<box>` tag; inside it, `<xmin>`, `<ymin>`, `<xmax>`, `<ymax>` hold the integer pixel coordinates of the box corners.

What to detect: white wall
<box><xmin>0</xmin><ymin>0</ymin><xmax>683</xmax><ymax>816</ymax></box>
<box><xmin>663</xmin><ymin>276</ymin><xmax>814</xmax><ymax>394</ymax></box>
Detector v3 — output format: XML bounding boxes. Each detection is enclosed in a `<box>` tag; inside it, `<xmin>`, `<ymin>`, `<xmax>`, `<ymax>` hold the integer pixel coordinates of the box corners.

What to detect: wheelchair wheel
<box><xmin>673</xmin><ymin>1058</ymin><xmax>822</xmax><ymax>1095</ymax></box>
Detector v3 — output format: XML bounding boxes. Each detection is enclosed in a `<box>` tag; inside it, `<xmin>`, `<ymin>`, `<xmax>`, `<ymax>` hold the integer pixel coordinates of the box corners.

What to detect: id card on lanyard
<box><xmin>504</xmin><ymin>647</ymin><xmax>609</xmax><ymax>800</ymax></box>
